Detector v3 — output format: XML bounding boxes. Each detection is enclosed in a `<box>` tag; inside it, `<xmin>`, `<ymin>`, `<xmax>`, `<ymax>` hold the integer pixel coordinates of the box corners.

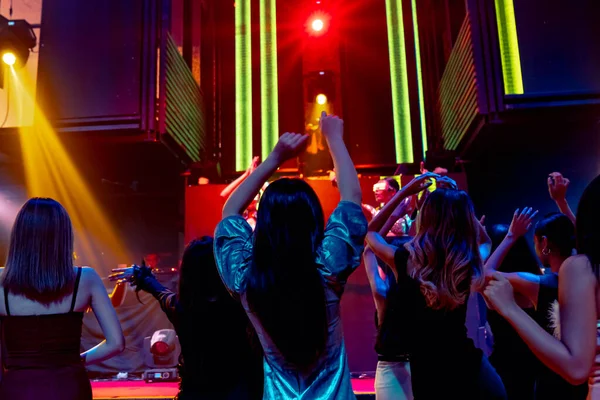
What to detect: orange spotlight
<box><xmin>2</xmin><ymin>52</ymin><xmax>16</xmax><ymax>66</ymax></box>
<box><xmin>316</xmin><ymin>93</ymin><xmax>327</xmax><ymax>105</ymax></box>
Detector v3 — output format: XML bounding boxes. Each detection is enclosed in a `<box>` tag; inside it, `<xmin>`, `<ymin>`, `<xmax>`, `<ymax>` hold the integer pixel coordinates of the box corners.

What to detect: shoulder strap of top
<box><xmin>69</xmin><ymin>267</ymin><xmax>83</xmax><ymax>313</ymax></box>
<box><xmin>3</xmin><ymin>286</ymin><xmax>10</xmax><ymax>316</ymax></box>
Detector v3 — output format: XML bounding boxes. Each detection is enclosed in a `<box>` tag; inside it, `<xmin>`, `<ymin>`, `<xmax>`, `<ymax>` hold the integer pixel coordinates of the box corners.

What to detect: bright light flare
<box><xmin>10</xmin><ymin>68</ymin><xmax>130</xmax><ymax>270</ymax></box>
<box><xmin>311</xmin><ymin>19</ymin><xmax>324</xmax><ymax>32</ymax></box>
<box><xmin>2</xmin><ymin>52</ymin><xmax>16</xmax><ymax>66</ymax></box>
<box><xmin>316</xmin><ymin>94</ymin><xmax>327</xmax><ymax>105</ymax></box>
<box><xmin>306</xmin><ymin>12</ymin><xmax>330</xmax><ymax>36</ymax></box>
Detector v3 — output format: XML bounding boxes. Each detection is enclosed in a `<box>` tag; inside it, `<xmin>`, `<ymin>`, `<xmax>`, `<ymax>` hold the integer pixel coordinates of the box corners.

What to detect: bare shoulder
<box><xmin>78</xmin><ymin>267</ymin><xmax>103</xmax><ymax>286</ymax></box>
<box><xmin>560</xmin><ymin>255</ymin><xmax>594</xmax><ymax>276</ymax></box>
<box><xmin>559</xmin><ymin>255</ymin><xmax>596</xmax><ymax>294</ymax></box>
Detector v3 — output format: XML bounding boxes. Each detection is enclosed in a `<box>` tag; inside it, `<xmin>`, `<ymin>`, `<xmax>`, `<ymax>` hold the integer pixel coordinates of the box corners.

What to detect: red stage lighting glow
<box><xmin>306</xmin><ymin>12</ymin><xmax>330</xmax><ymax>36</ymax></box>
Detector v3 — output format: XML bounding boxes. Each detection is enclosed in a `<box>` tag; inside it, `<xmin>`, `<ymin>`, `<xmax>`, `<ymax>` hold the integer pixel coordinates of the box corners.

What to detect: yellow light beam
<box><xmin>12</xmin><ymin>67</ymin><xmax>130</xmax><ymax>269</ymax></box>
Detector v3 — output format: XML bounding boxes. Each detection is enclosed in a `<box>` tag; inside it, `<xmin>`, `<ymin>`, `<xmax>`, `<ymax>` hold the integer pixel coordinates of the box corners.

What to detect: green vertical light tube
<box><xmin>260</xmin><ymin>0</ymin><xmax>279</xmax><ymax>161</ymax></box>
<box><xmin>495</xmin><ymin>0</ymin><xmax>524</xmax><ymax>95</ymax></box>
<box><xmin>385</xmin><ymin>0</ymin><xmax>414</xmax><ymax>164</ymax></box>
<box><xmin>411</xmin><ymin>0</ymin><xmax>427</xmax><ymax>157</ymax></box>
<box><xmin>235</xmin><ymin>0</ymin><xmax>253</xmax><ymax>171</ymax></box>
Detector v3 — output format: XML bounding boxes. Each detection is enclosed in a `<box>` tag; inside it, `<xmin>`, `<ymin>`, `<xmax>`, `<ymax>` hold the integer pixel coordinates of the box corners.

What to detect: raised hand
<box><xmin>508</xmin><ymin>207</ymin><xmax>539</xmax><ymax>238</ymax></box>
<box><xmin>403</xmin><ymin>172</ymin><xmax>438</xmax><ymax>197</ymax></box>
<box><xmin>320</xmin><ymin>111</ymin><xmax>344</xmax><ymax>141</ymax></box>
<box><xmin>271</xmin><ymin>133</ymin><xmax>309</xmax><ymax>164</ymax></box>
<box><xmin>109</xmin><ymin>266</ymin><xmax>135</xmax><ymax>285</ymax></box>
<box><xmin>483</xmin><ymin>272</ymin><xmax>517</xmax><ymax>316</ymax></box>
<box><xmin>436</xmin><ymin>175</ymin><xmax>458</xmax><ymax>190</ymax></box>
<box><xmin>548</xmin><ymin>172</ymin><xmax>570</xmax><ymax>202</ymax></box>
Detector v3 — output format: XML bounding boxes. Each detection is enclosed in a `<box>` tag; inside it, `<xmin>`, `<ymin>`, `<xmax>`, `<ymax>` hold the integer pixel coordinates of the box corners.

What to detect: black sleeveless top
<box><xmin>2</xmin><ymin>267</ymin><xmax>84</xmax><ymax>369</ymax></box>
<box><xmin>0</xmin><ymin>267</ymin><xmax>92</xmax><ymax>400</ymax></box>
<box><xmin>392</xmin><ymin>247</ymin><xmax>483</xmax><ymax>399</ymax></box>
<box><xmin>375</xmin><ymin>269</ymin><xmax>411</xmax><ymax>359</ymax></box>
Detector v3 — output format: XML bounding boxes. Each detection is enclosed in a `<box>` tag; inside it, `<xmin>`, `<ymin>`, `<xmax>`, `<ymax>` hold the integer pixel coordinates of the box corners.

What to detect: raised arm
<box><xmin>368</xmin><ymin>173</ymin><xmax>436</xmax><ymax>234</ymax></box>
<box><xmin>378</xmin><ymin>197</ymin><xmax>411</xmax><ymax>237</ymax></box>
<box><xmin>109</xmin><ymin>266</ymin><xmax>179</xmax><ymax>325</ymax></box>
<box><xmin>220</xmin><ymin>156</ymin><xmax>259</xmax><ymax>199</ymax></box>
<box><xmin>366</xmin><ymin>231</ymin><xmax>399</xmax><ymax>280</ymax></box>
<box><xmin>81</xmin><ymin>268</ymin><xmax>125</xmax><ymax>365</ymax></box>
<box><xmin>485</xmin><ymin>208</ymin><xmax>538</xmax><ymax>274</ymax></box>
<box><xmin>320</xmin><ymin>112</ymin><xmax>361</xmax><ymax>205</ymax></box>
<box><xmin>484</xmin><ymin>255</ymin><xmax>597</xmax><ymax>384</ymax></box>
<box><xmin>363</xmin><ymin>246</ymin><xmax>389</xmax><ymax>318</ymax></box>
<box><xmin>222</xmin><ymin>134</ymin><xmax>308</xmax><ymax>218</ymax></box>
<box><xmin>548</xmin><ymin>172</ymin><xmax>576</xmax><ymax>225</ymax></box>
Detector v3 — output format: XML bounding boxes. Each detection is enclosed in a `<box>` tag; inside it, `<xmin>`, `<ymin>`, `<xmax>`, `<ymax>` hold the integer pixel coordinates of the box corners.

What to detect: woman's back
<box><xmin>0</xmin><ymin>267</ymin><xmax>93</xmax><ymax>400</ymax></box>
<box><xmin>215</xmin><ymin>201</ymin><xmax>367</xmax><ymax>399</ymax></box>
<box><xmin>393</xmin><ymin>247</ymin><xmax>487</xmax><ymax>399</ymax></box>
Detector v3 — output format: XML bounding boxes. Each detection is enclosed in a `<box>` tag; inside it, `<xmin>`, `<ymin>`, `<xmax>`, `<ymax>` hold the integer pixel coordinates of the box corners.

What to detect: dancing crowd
<box><xmin>0</xmin><ymin>112</ymin><xmax>599</xmax><ymax>400</ymax></box>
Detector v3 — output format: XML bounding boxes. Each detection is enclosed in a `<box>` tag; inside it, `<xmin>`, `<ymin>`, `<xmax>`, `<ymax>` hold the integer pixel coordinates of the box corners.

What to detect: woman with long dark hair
<box><xmin>366</xmin><ymin>176</ymin><xmax>506</xmax><ymax>399</ymax></box>
<box><xmin>0</xmin><ymin>198</ymin><xmax>125</xmax><ymax>399</ymax></box>
<box><xmin>110</xmin><ymin>237</ymin><xmax>263</xmax><ymax>399</ymax></box>
<box><xmin>214</xmin><ymin>113</ymin><xmax>367</xmax><ymax>399</ymax></box>
<box><xmin>485</xmin><ymin>174</ymin><xmax>600</xmax><ymax>397</ymax></box>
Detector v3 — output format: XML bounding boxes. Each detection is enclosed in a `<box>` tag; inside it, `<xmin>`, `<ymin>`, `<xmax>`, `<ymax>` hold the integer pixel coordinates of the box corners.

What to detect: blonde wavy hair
<box><xmin>405</xmin><ymin>188</ymin><xmax>485</xmax><ymax>310</ymax></box>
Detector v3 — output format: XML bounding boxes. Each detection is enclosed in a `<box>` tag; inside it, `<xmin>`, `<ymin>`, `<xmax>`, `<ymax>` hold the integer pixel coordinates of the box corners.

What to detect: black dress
<box><xmin>488</xmin><ymin>307</ymin><xmax>539</xmax><ymax>399</ymax></box>
<box><xmin>393</xmin><ymin>248</ymin><xmax>505</xmax><ymax>399</ymax></box>
<box><xmin>534</xmin><ymin>273</ymin><xmax>588</xmax><ymax>400</ymax></box>
<box><xmin>0</xmin><ymin>267</ymin><xmax>92</xmax><ymax>400</ymax></box>
<box><xmin>133</xmin><ymin>266</ymin><xmax>263</xmax><ymax>400</ymax></box>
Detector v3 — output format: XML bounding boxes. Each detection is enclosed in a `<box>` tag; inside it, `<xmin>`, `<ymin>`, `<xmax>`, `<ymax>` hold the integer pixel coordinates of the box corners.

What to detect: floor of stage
<box><xmin>91</xmin><ymin>378</ymin><xmax>376</xmax><ymax>399</ymax></box>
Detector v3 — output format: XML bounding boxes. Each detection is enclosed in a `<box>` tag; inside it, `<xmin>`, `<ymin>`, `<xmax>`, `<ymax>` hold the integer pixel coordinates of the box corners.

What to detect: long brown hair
<box><xmin>1</xmin><ymin>198</ymin><xmax>75</xmax><ymax>304</ymax></box>
<box><xmin>406</xmin><ymin>189</ymin><xmax>484</xmax><ymax>310</ymax></box>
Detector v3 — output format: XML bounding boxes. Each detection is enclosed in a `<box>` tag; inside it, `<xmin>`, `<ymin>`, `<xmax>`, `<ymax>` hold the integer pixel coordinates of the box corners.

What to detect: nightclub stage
<box><xmin>91</xmin><ymin>378</ymin><xmax>376</xmax><ymax>399</ymax></box>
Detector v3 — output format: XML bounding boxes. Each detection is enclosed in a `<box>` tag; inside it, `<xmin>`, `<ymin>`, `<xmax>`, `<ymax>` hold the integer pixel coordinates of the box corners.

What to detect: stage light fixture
<box><xmin>143</xmin><ymin>329</ymin><xmax>181</xmax><ymax>383</ymax></box>
<box><xmin>316</xmin><ymin>93</ymin><xmax>327</xmax><ymax>105</ymax></box>
<box><xmin>311</xmin><ymin>18</ymin><xmax>324</xmax><ymax>32</ymax></box>
<box><xmin>0</xmin><ymin>16</ymin><xmax>37</xmax><ymax>69</ymax></box>
<box><xmin>2</xmin><ymin>52</ymin><xmax>15</xmax><ymax>66</ymax></box>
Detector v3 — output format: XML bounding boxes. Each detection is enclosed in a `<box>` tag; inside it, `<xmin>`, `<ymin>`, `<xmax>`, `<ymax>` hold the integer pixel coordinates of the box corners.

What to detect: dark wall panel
<box><xmin>513</xmin><ymin>0</ymin><xmax>600</xmax><ymax>95</ymax></box>
<box><xmin>37</xmin><ymin>0</ymin><xmax>144</xmax><ymax>121</ymax></box>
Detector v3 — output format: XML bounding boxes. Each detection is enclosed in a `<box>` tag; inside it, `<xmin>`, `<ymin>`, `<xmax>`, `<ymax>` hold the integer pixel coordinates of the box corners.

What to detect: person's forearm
<box><xmin>485</xmin><ymin>235</ymin><xmax>517</xmax><ymax>273</ymax></box>
<box><xmin>365</xmin><ymin>232</ymin><xmax>399</xmax><ymax>280</ymax></box>
<box><xmin>368</xmin><ymin>188</ymin><xmax>410</xmax><ymax>233</ymax></box>
<box><xmin>379</xmin><ymin>216</ymin><xmax>400</xmax><ymax>237</ymax></box>
<box><xmin>555</xmin><ymin>199</ymin><xmax>576</xmax><ymax>225</ymax></box>
<box><xmin>81</xmin><ymin>339</ymin><xmax>125</xmax><ymax>365</ymax></box>
<box><xmin>501</xmin><ymin>305</ymin><xmax>591</xmax><ymax>384</ymax></box>
<box><xmin>223</xmin><ymin>156</ymin><xmax>279</xmax><ymax>218</ymax></box>
<box><xmin>220</xmin><ymin>171</ymin><xmax>249</xmax><ymax>199</ymax></box>
<box><xmin>327</xmin><ymin>136</ymin><xmax>361</xmax><ymax>205</ymax></box>
<box><xmin>364</xmin><ymin>250</ymin><xmax>388</xmax><ymax>297</ymax></box>
<box><xmin>504</xmin><ymin>272</ymin><xmax>541</xmax><ymax>307</ymax></box>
